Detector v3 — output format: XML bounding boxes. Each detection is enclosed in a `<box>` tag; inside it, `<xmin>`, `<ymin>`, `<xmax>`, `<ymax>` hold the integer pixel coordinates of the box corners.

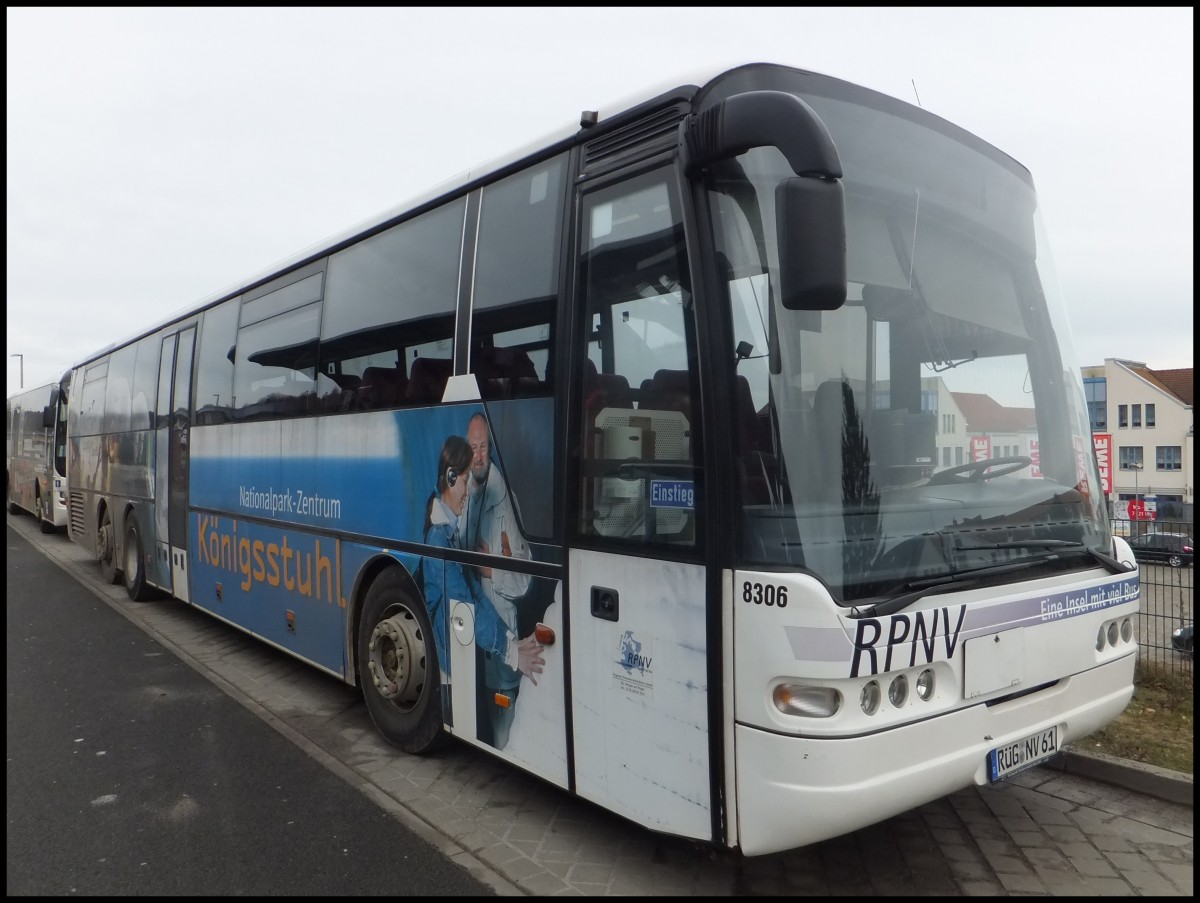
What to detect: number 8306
<box><xmin>742</xmin><ymin>581</ymin><xmax>788</xmax><ymax>608</ymax></box>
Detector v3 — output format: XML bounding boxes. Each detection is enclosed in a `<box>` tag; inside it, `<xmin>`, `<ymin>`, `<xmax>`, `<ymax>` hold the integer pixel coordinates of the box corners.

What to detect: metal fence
<box><xmin>1114</xmin><ymin>518</ymin><xmax>1194</xmax><ymax>676</ymax></box>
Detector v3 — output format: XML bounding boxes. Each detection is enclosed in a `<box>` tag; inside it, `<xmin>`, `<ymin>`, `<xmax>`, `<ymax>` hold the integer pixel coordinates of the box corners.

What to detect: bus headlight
<box><xmin>916</xmin><ymin>668</ymin><xmax>935</xmax><ymax>701</ymax></box>
<box><xmin>772</xmin><ymin>683</ymin><xmax>841</xmax><ymax>718</ymax></box>
<box><xmin>1096</xmin><ymin>626</ymin><xmax>1107</xmax><ymax>651</ymax></box>
<box><xmin>1107</xmin><ymin>622</ymin><xmax>1119</xmax><ymax>648</ymax></box>
<box><xmin>860</xmin><ymin>680</ymin><xmax>881</xmax><ymax>716</ymax></box>
<box><xmin>1121</xmin><ymin>618</ymin><xmax>1133</xmax><ymax>643</ymax></box>
<box><xmin>887</xmin><ymin>674</ymin><xmax>909</xmax><ymax>708</ymax></box>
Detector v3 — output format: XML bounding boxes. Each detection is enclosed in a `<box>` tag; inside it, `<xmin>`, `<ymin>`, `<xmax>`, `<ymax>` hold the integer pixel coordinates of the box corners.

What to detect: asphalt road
<box><xmin>6</xmin><ymin>521</ymin><xmax>501</xmax><ymax>896</ymax></box>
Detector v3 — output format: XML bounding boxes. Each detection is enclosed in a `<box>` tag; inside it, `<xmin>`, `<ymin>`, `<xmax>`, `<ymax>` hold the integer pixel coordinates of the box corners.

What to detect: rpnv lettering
<box><xmin>850</xmin><ymin>605</ymin><xmax>967</xmax><ymax>677</ymax></box>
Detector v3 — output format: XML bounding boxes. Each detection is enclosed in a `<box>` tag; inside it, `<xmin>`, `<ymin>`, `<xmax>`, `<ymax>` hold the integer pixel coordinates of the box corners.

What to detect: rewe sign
<box><xmin>1093</xmin><ymin>433</ymin><xmax>1112</xmax><ymax>495</ymax></box>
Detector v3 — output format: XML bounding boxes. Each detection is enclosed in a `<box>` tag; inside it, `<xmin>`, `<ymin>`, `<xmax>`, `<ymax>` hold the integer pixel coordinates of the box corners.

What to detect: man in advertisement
<box><xmin>461</xmin><ymin>411</ymin><xmax>534</xmax><ymax>749</ymax></box>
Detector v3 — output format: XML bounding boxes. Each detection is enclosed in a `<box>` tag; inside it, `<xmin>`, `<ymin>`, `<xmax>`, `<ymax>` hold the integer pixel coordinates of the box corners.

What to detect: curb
<box><xmin>1047</xmin><ymin>746</ymin><xmax>1193</xmax><ymax>807</ymax></box>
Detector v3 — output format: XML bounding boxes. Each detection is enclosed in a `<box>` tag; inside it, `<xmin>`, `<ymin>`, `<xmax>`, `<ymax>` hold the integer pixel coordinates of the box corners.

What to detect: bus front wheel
<box><xmin>35</xmin><ymin>491</ymin><xmax>54</xmax><ymax>534</ymax></box>
<box><xmin>98</xmin><ymin>508</ymin><xmax>123</xmax><ymax>585</ymax></box>
<box><xmin>356</xmin><ymin>567</ymin><xmax>446</xmax><ymax>755</ymax></box>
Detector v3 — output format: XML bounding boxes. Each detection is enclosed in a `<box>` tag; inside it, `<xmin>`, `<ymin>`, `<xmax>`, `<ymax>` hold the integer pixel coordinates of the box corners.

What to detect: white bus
<box><xmin>7</xmin><ymin>378</ymin><xmax>70</xmax><ymax>533</ymax></box>
<box><xmin>62</xmin><ymin>61</ymin><xmax>1138</xmax><ymax>856</ymax></box>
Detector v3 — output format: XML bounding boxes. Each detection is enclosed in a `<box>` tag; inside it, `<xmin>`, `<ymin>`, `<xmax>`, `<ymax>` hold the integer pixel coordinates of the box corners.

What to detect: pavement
<box><xmin>8</xmin><ymin>512</ymin><xmax>1193</xmax><ymax>895</ymax></box>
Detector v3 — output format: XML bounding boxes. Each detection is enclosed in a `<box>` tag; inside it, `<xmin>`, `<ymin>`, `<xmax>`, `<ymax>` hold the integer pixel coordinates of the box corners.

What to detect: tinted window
<box><xmin>76</xmin><ymin>362</ymin><xmax>108</xmax><ymax>437</ymax></box>
<box><xmin>473</xmin><ymin>155</ymin><xmax>565</xmax><ymax>311</ymax></box>
<box><xmin>194</xmin><ymin>297</ymin><xmax>240</xmax><ymax>425</ymax></box>
<box><xmin>469</xmin><ymin>156</ymin><xmax>565</xmax><ymax>402</ymax></box>
<box><xmin>234</xmin><ymin>301</ymin><xmax>321</xmax><ymax>420</ymax></box>
<box><xmin>232</xmin><ymin>266</ymin><xmax>324</xmax><ymax>421</ymax></box>
<box><xmin>103</xmin><ymin>344</ymin><xmax>137</xmax><ymax>433</ymax></box>
<box><xmin>320</xmin><ymin>198</ymin><xmax>465</xmax><ymax>411</ymax></box>
<box><xmin>130</xmin><ymin>335</ymin><xmax>160</xmax><ymax>430</ymax></box>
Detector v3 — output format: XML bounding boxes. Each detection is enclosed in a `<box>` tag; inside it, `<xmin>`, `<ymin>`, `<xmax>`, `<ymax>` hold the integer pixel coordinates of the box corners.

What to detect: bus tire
<box><xmin>123</xmin><ymin>514</ymin><xmax>154</xmax><ymax>601</ymax></box>
<box><xmin>36</xmin><ymin>491</ymin><xmax>55</xmax><ymax>534</ymax></box>
<box><xmin>357</xmin><ymin>567</ymin><xmax>447</xmax><ymax>755</ymax></box>
<box><xmin>98</xmin><ymin>507</ymin><xmax>123</xmax><ymax>585</ymax></box>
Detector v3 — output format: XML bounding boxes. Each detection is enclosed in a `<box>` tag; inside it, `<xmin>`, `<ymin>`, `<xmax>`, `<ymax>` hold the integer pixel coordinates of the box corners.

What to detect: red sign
<box><xmin>970</xmin><ymin>435</ymin><xmax>991</xmax><ymax>463</ymax></box>
<box><xmin>1029</xmin><ymin>439</ymin><xmax>1041</xmax><ymax>478</ymax></box>
<box><xmin>1127</xmin><ymin>498</ymin><xmax>1150</xmax><ymax>520</ymax></box>
<box><xmin>1093</xmin><ymin>433</ymin><xmax>1112</xmax><ymax>495</ymax></box>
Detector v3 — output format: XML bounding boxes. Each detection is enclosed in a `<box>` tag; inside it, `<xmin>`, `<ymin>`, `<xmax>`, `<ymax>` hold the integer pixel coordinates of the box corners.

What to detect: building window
<box><xmin>1155</xmin><ymin>494</ymin><xmax>1184</xmax><ymax>520</ymax></box>
<box><xmin>1084</xmin><ymin>376</ymin><xmax>1107</xmax><ymax>430</ymax></box>
<box><xmin>1117</xmin><ymin>404</ymin><xmax>1127</xmax><ymax>428</ymax></box>
<box><xmin>1156</xmin><ymin>446</ymin><xmax>1182</xmax><ymax>471</ymax></box>
<box><xmin>955</xmin><ymin>446</ymin><xmax>963</xmax><ymax>466</ymax></box>
<box><xmin>1131</xmin><ymin>404</ymin><xmax>1141</xmax><ymax>428</ymax></box>
<box><xmin>1145</xmin><ymin>403</ymin><xmax>1155</xmax><ymax>428</ymax></box>
<box><xmin>1118</xmin><ymin>446</ymin><xmax>1144</xmax><ymax>469</ymax></box>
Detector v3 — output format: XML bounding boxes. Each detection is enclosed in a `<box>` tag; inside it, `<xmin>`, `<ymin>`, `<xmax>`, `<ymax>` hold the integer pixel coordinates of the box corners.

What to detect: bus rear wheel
<box><xmin>98</xmin><ymin>508</ymin><xmax>123</xmax><ymax>585</ymax></box>
<box><xmin>357</xmin><ymin>568</ymin><xmax>446</xmax><ymax>755</ymax></box>
<box><xmin>123</xmin><ymin>514</ymin><xmax>154</xmax><ymax>601</ymax></box>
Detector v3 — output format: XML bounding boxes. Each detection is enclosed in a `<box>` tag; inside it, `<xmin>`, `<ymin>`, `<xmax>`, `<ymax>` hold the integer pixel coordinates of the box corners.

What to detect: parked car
<box><xmin>1127</xmin><ymin>531</ymin><xmax>1193</xmax><ymax>568</ymax></box>
<box><xmin>1171</xmin><ymin>624</ymin><xmax>1193</xmax><ymax>658</ymax></box>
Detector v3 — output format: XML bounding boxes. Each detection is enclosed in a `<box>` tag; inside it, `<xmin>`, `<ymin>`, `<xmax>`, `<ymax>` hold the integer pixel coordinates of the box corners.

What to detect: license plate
<box><xmin>987</xmin><ymin>725</ymin><xmax>1059</xmax><ymax>781</ymax></box>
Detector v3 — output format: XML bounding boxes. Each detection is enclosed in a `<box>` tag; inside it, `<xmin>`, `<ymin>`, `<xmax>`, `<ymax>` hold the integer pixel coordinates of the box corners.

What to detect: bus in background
<box><xmin>7</xmin><ymin>377</ymin><xmax>70</xmax><ymax>534</ymax></box>
<box><xmin>62</xmin><ymin>62</ymin><xmax>1139</xmax><ymax>856</ymax></box>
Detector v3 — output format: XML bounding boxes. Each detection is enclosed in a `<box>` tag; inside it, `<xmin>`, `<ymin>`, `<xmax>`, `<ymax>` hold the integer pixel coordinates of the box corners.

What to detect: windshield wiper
<box><xmin>1072</xmin><ymin>545</ymin><xmax>1136</xmax><ymax>576</ymax></box>
<box><xmin>955</xmin><ymin>539</ymin><xmax>1133</xmax><ymax>576</ymax></box>
<box><xmin>850</xmin><ymin>556</ymin><xmax>1057</xmax><ymax>620</ymax></box>
<box><xmin>954</xmin><ymin>539</ymin><xmax>1081</xmax><ymax>550</ymax></box>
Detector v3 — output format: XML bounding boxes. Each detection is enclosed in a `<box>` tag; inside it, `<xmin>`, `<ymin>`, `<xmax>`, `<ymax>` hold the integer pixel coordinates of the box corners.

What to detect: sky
<box><xmin>6</xmin><ymin>6</ymin><xmax>1194</xmax><ymax>395</ymax></box>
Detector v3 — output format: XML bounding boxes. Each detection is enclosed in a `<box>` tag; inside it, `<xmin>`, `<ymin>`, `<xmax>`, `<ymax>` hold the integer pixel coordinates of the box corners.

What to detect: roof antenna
<box><xmin>911</xmin><ymin>79</ymin><xmax>922</xmax><ymax>108</ymax></box>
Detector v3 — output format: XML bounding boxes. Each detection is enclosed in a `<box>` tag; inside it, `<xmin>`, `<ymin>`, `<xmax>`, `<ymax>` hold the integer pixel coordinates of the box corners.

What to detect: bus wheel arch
<box><xmin>354</xmin><ymin>561</ymin><xmax>446</xmax><ymax>755</ymax></box>
<box><xmin>97</xmin><ymin>503</ymin><xmax>123</xmax><ymax>585</ymax></box>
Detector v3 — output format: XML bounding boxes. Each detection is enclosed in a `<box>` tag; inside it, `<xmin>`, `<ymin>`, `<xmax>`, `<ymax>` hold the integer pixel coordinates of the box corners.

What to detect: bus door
<box><xmin>566</xmin><ymin>166</ymin><xmax>714</xmax><ymax>842</ymax></box>
<box><xmin>154</xmin><ymin>326</ymin><xmax>196</xmax><ymax>602</ymax></box>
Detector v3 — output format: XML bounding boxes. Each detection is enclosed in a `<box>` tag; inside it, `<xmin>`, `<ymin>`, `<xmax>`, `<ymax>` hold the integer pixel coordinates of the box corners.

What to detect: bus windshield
<box><xmin>711</xmin><ymin>89</ymin><xmax>1111</xmax><ymax>604</ymax></box>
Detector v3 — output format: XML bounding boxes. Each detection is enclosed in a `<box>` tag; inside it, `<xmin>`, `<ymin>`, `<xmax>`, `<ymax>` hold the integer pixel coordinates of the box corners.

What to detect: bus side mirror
<box><xmin>42</xmin><ymin>405</ymin><xmax>54</xmax><ymax>429</ymax></box>
<box><xmin>776</xmin><ymin>176</ymin><xmax>847</xmax><ymax>310</ymax></box>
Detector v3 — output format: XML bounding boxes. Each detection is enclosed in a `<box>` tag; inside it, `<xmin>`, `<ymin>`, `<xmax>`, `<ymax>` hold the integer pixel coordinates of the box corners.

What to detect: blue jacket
<box><xmin>423</xmin><ymin>503</ymin><xmax>512</xmax><ymax>678</ymax></box>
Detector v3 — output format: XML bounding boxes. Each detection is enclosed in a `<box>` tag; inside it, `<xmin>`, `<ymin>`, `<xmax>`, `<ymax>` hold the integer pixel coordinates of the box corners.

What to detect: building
<box><xmin>1082</xmin><ymin>359</ymin><xmax>1193</xmax><ymax>523</ymax></box>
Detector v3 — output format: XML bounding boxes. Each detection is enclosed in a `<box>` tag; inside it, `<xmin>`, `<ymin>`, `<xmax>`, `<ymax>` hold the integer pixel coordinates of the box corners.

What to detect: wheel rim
<box><xmin>366</xmin><ymin>605</ymin><xmax>427</xmax><ymax>710</ymax></box>
<box><xmin>98</xmin><ymin>514</ymin><xmax>115</xmax><ymax>567</ymax></box>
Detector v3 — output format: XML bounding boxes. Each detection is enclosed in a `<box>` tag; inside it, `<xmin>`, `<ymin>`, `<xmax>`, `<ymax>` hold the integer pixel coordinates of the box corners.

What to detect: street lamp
<box><xmin>1128</xmin><ymin>461</ymin><xmax>1143</xmax><ymax>522</ymax></box>
<box><xmin>10</xmin><ymin>353</ymin><xmax>22</xmax><ymax>389</ymax></box>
